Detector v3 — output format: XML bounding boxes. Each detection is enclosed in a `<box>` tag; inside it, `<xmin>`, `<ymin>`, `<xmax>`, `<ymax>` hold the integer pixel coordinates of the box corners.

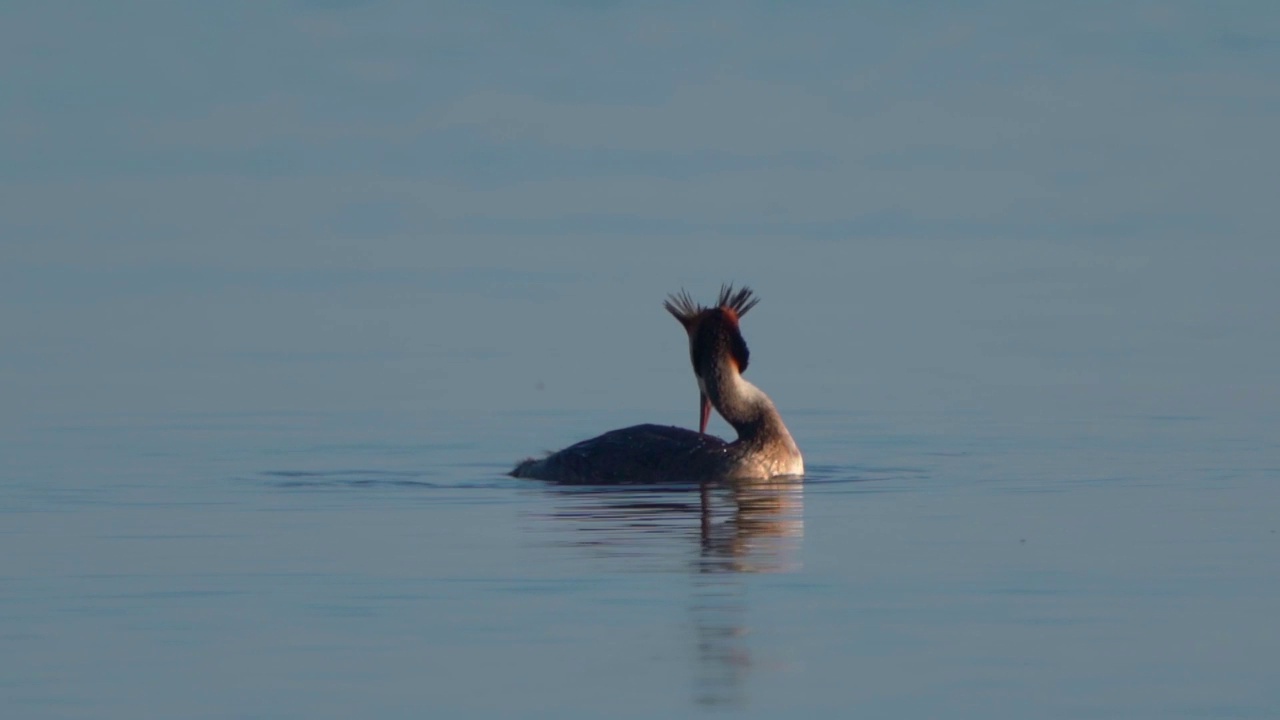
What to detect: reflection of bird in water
<box><xmin>691</xmin><ymin>479</ymin><xmax>803</xmax><ymax>708</ymax></box>
<box><xmin>537</xmin><ymin>478</ymin><xmax>803</xmax><ymax>709</ymax></box>
<box><xmin>512</xmin><ymin>285</ymin><xmax>803</xmax><ymax>483</ymax></box>
<box><xmin>698</xmin><ymin>480</ymin><xmax>804</xmax><ymax>574</ymax></box>
<box><xmin>537</xmin><ymin>479</ymin><xmax>803</xmax><ymax>571</ymax></box>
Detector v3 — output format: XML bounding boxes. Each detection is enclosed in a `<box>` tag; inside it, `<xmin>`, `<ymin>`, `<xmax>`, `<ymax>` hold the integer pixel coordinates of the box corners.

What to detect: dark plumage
<box><xmin>665</xmin><ymin>284</ymin><xmax>756</xmax><ymax>376</ymax></box>
<box><xmin>511</xmin><ymin>424</ymin><xmax>730</xmax><ymax>484</ymax></box>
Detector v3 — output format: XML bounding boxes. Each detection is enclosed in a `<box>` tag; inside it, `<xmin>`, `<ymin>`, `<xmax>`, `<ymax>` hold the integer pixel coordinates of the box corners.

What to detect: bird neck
<box><xmin>703</xmin><ymin>363</ymin><xmax>795</xmax><ymax>449</ymax></box>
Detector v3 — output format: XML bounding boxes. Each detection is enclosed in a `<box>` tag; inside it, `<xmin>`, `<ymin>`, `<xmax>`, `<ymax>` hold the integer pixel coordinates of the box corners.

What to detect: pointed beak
<box><xmin>699</xmin><ymin>392</ymin><xmax>711</xmax><ymax>435</ymax></box>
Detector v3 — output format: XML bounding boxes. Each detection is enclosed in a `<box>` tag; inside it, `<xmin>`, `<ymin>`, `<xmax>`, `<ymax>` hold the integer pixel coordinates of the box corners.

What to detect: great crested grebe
<box><xmin>510</xmin><ymin>285</ymin><xmax>803</xmax><ymax>484</ymax></box>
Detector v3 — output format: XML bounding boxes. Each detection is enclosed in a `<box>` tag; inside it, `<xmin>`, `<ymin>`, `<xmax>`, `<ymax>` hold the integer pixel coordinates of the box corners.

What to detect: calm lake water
<box><xmin>4</xmin><ymin>402</ymin><xmax>1277</xmax><ymax>718</ymax></box>
<box><xmin>5</xmin><ymin>3</ymin><xmax>1280</xmax><ymax>717</ymax></box>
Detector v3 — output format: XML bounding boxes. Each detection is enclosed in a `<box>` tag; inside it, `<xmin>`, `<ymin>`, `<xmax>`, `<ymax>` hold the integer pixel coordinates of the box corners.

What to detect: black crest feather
<box><xmin>664</xmin><ymin>284</ymin><xmax>759</xmax><ymax>327</ymax></box>
<box><xmin>716</xmin><ymin>284</ymin><xmax>760</xmax><ymax>317</ymax></box>
<box><xmin>663</xmin><ymin>288</ymin><xmax>700</xmax><ymax>327</ymax></box>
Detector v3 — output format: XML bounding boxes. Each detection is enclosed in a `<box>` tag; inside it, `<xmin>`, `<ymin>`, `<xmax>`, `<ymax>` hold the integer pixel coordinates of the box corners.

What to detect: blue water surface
<box><xmin>4</xmin><ymin>405</ymin><xmax>1277</xmax><ymax>718</ymax></box>
<box><xmin>3</xmin><ymin>3</ymin><xmax>1280</xmax><ymax>717</ymax></box>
